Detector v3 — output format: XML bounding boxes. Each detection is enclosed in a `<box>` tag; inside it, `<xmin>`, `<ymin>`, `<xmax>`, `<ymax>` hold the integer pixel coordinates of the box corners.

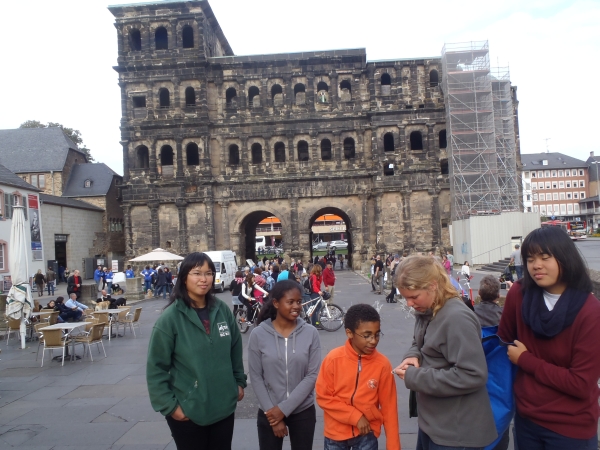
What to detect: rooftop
<box><xmin>0</xmin><ymin>164</ymin><xmax>40</xmax><ymax>192</ymax></box>
<box><xmin>39</xmin><ymin>194</ymin><xmax>105</xmax><ymax>212</ymax></box>
<box><xmin>0</xmin><ymin>128</ymin><xmax>84</xmax><ymax>173</ymax></box>
<box><xmin>62</xmin><ymin>163</ymin><xmax>121</xmax><ymax>198</ymax></box>
<box><xmin>521</xmin><ymin>152</ymin><xmax>587</xmax><ymax>171</ymax></box>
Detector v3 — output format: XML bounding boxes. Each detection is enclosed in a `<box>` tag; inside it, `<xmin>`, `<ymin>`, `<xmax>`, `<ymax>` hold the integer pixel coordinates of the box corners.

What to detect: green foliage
<box><xmin>19</xmin><ymin>120</ymin><xmax>95</xmax><ymax>162</ymax></box>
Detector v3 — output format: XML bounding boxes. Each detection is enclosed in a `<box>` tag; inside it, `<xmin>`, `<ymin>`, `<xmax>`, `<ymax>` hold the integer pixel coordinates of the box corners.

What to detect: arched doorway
<box><xmin>239</xmin><ymin>210</ymin><xmax>283</xmax><ymax>263</ymax></box>
<box><xmin>308</xmin><ymin>208</ymin><xmax>353</xmax><ymax>268</ymax></box>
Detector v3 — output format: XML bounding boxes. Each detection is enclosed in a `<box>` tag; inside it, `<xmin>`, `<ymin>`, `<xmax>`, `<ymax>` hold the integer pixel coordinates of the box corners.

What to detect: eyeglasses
<box><xmin>354</xmin><ymin>331</ymin><xmax>383</xmax><ymax>342</ymax></box>
<box><xmin>188</xmin><ymin>271</ymin><xmax>214</xmax><ymax>279</ymax></box>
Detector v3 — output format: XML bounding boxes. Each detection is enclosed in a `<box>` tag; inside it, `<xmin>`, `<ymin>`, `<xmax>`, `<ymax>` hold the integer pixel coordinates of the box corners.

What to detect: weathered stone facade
<box><xmin>109</xmin><ymin>0</ymin><xmax>451</xmax><ymax>268</ymax></box>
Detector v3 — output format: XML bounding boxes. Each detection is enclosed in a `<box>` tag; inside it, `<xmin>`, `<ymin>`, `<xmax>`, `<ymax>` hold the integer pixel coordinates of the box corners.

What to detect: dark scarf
<box><xmin>522</xmin><ymin>286</ymin><xmax>588</xmax><ymax>339</ymax></box>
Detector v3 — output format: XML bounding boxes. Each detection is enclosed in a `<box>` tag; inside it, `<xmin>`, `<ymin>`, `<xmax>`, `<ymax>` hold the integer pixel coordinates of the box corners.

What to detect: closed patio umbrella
<box><xmin>6</xmin><ymin>206</ymin><xmax>33</xmax><ymax>349</ymax></box>
<box><xmin>129</xmin><ymin>248</ymin><xmax>184</xmax><ymax>262</ymax></box>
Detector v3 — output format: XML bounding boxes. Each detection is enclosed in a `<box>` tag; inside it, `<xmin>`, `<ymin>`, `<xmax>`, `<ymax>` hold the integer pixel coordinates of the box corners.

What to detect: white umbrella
<box><xmin>6</xmin><ymin>206</ymin><xmax>33</xmax><ymax>349</ymax></box>
<box><xmin>129</xmin><ymin>248</ymin><xmax>184</xmax><ymax>262</ymax></box>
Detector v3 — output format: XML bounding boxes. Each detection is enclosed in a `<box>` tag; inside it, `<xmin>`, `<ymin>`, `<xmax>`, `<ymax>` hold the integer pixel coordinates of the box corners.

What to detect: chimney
<box><xmin>591</xmin><ymin>151</ymin><xmax>595</xmax><ymax>157</ymax></box>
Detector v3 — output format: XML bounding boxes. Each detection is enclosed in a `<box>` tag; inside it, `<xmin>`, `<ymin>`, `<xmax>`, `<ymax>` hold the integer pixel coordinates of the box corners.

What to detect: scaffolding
<box><xmin>442</xmin><ymin>41</ymin><xmax>520</xmax><ymax>220</ymax></box>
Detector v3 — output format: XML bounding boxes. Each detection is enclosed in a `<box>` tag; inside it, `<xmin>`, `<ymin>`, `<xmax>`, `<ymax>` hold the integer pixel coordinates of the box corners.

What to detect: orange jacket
<box><xmin>316</xmin><ymin>340</ymin><xmax>401</xmax><ymax>449</ymax></box>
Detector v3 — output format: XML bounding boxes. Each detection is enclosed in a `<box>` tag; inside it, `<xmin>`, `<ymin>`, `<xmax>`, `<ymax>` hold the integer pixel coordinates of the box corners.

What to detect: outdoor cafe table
<box><xmin>39</xmin><ymin>322</ymin><xmax>87</xmax><ymax>361</ymax></box>
<box><xmin>92</xmin><ymin>308</ymin><xmax>129</xmax><ymax>341</ymax></box>
<box><xmin>28</xmin><ymin>311</ymin><xmax>52</xmax><ymax>340</ymax></box>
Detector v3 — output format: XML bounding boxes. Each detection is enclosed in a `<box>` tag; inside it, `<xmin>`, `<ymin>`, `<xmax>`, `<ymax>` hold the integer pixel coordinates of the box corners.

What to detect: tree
<box><xmin>19</xmin><ymin>120</ymin><xmax>95</xmax><ymax>162</ymax></box>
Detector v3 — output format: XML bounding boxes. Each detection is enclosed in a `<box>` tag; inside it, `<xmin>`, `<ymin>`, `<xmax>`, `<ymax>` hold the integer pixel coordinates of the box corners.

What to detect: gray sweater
<box><xmin>248</xmin><ymin>318</ymin><xmax>321</xmax><ymax>417</ymax></box>
<box><xmin>403</xmin><ymin>298</ymin><xmax>497</xmax><ymax>447</ymax></box>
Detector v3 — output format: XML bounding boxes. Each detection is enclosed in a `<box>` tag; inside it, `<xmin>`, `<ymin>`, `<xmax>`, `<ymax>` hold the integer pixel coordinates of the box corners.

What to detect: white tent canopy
<box><xmin>129</xmin><ymin>248</ymin><xmax>184</xmax><ymax>262</ymax></box>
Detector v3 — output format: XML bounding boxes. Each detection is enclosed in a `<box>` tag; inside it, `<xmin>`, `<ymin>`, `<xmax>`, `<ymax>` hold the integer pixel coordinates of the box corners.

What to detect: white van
<box><xmin>203</xmin><ymin>250</ymin><xmax>238</xmax><ymax>292</ymax></box>
<box><xmin>255</xmin><ymin>236</ymin><xmax>266</xmax><ymax>252</ymax></box>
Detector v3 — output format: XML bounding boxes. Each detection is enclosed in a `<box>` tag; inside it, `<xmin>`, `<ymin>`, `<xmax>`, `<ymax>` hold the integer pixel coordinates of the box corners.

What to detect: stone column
<box><xmin>176</xmin><ymin>199</ymin><xmax>188</xmax><ymax>254</ymax></box>
<box><xmin>331</xmin><ymin>73</ymin><xmax>339</xmax><ymax>110</ymax></box>
<box><xmin>202</xmin><ymin>135</ymin><xmax>211</xmax><ymax>176</ymax></box>
<box><xmin>375</xmin><ymin>193</ymin><xmax>384</xmax><ymax>253</ymax></box>
<box><xmin>310</xmin><ymin>130</ymin><xmax>319</xmax><ymax>170</ymax></box>
<box><xmin>426</xmin><ymin>123</ymin><xmax>435</xmax><ymax>157</ymax></box>
<box><xmin>205</xmin><ymin>200</ymin><xmax>216</xmax><ymax>249</ymax></box>
<box><xmin>431</xmin><ymin>190</ymin><xmax>441</xmax><ymax>247</ymax></box>
<box><xmin>334</xmin><ymin>131</ymin><xmax>342</xmax><ymax>170</ymax></box>
<box><xmin>175</xmin><ymin>136</ymin><xmax>184</xmax><ymax>178</ymax></box>
<box><xmin>121</xmin><ymin>140</ymin><xmax>130</xmax><ymax>182</ymax></box>
<box><xmin>149</xmin><ymin>141</ymin><xmax>158</xmax><ymax>179</ymax></box>
<box><xmin>402</xmin><ymin>191</ymin><xmax>413</xmax><ymax>252</ymax></box>
<box><xmin>123</xmin><ymin>204</ymin><xmax>133</xmax><ymax>258</ymax></box>
<box><xmin>287</xmin><ymin>133</ymin><xmax>296</xmax><ymax>172</ymax></box>
<box><xmin>264</xmin><ymin>135</ymin><xmax>273</xmax><ymax>174</ymax></box>
<box><xmin>399</xmin><ymin>126</ymin><xmax>407</xmax><ymax>154</ymax></box>
<box><xmin>148</xmin><ymin>201</ymin><xmax>160</xmax><ymax>248</ymax></box>
<box><xmin>290</xmin><ymin>196</ymin><xmax>299</xmax><ymax>252</ymax></box>
<box><xmin>241</xmin><ymin>136</ymin><xmax>249</xmax><ymax>175</ymax></box>
<box><xmin>261</xmin><ymin>80</ymin><xmax>268</xmax><ymax>109</ymax></box>
<box><xmin>220</xmin><ymin>200</ymin><xmax>231</xmax><ymax>249</ymax></box>
<box><xmin>360</xmin><ymin>193</ymin><xmax>370</xmax><ymax>254</ymax></box>
<box><xmin>173</xmin><ymin>77</ymin><xmax>181</xmax><ymax>110</ymax></box>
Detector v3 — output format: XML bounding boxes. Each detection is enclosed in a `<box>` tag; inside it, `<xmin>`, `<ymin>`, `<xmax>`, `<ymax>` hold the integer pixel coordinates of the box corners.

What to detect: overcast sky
<box><xmin>1</xmin><ymin>0</ymin><xmax>598</xmax><ymax>175</ymax></box>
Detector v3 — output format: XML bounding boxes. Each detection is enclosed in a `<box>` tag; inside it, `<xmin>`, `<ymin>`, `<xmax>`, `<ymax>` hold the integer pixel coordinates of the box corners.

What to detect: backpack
<box><xmin>266</xmin><ymin>276</ymin><xmax>275</xmax><ymax>291</ymax></box>
<box><xmin>303</xmin><ymin>277</ymin><xmax>312</xmax><ymax>294</ymax></box>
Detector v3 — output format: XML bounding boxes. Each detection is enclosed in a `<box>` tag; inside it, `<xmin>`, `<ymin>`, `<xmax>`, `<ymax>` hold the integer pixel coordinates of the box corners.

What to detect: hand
<box><xmin>237</xmin><ymin>386</ymin><xmax>244</xmax><ymax>402</ymax></box>
<box><xmin>265</xmin><ymin>406</ymin><xmax>285</xmax><ymax>425</ymax></box>
<box><xmin>170</xmin><ymin>406</ymin><xmax>189</xmax><ymax>421</ymax></box>
<box><xmin>393</xmin><ymin>357</ymin><xmax>420</xmax><ymax>380</ymax></box>
<box><xmin>271</xmin><ymin>420</ymin><xmax>288</xmax><ymax>438</ymax></box>
<box><xmin>356</xmin><ymin>415</ymin><xmax>371</xmax><ymax>435</ymax></box>
<box><xmin>507</xmin><ymin>339</ymin><xmax>528</xmax><ymax>364</ymax></box>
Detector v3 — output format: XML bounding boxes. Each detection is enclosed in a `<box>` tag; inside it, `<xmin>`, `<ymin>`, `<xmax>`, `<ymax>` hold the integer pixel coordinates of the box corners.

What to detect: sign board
<box><xmin>54</xmin><ymin>234</ymin><xmax>68</xmax><ymax>242</ymax></box>
<box><xmin>96</xmin><ymin>259</ymin><xmax>105</xmax><ymax>266</ymax></box>
<box><xmin>112</xmin><ymin>260</ymin><xmax>119</xmax><ymax>272</ymax></box>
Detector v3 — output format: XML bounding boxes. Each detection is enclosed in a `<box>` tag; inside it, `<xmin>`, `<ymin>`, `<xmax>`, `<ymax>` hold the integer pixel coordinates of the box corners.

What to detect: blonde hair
<box><xmin>395</xmin><ymin>255</ymin><xmax>458</xmax><ymax>316</ymax></box>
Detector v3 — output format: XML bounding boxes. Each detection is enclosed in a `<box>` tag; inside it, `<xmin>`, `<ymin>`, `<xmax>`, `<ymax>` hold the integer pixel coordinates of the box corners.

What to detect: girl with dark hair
<box><xmin>241</xmin><ymin>273</ymin><xmax>269</xmax><ymax>322</ymax></box>
<box><xmin>230</xmin><ymin>270</ymin><xmax>245</xmax><ymax>315</ymax></box>
<box><xmin>155</xmin><ymin>268</ymin><xmax>168</xmax><ymax>299</ymax></box>
<box><xmin>248</xmin><ymin>280</ymin><xmax>321</xmax><ymax>450</ymax></box>
<box><xmin>147</xmin><ymin>252</ymin><xmax>247</xmax><ymax>450</ymax></box>
<box><xmin>499</xmin><ymin>226</ymin><xmax>600</xmax><ymax>449</ymax></box>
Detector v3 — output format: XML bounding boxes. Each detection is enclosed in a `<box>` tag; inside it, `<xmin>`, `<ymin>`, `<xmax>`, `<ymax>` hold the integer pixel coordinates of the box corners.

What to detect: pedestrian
<box><xmin>445</xmin><ymin>251</ymin><xmax>453</xmax><ymax>268</ymax></box>
<box><xmin>509</xmin><ymin>244</ymin><xmax>523</xmax><ymax>280</ymax></box>
<box><xmin>155</xmin><ymin>268</ymin><xmax>168</xmax><ymax>299</ymax></box>
<box><xmin>338</xmin><ymin>254</ymin><xmax>344</xmax><ymax>270</ymax></box>
<box><xmin>58</xmin><ymin>265</ymin><xmax>65</xmax><ymax>284</ymax></box>
<box><xmin>373</xmin><ymin>255</ymin><xmax>384</xmax><ymax>295</ymax></box>
<box><xmin>230</xmin><ymin>271</ymin><xmax>245</xmax><ymax>315</ymax></box>
<box><xmin>104</xmin><ymin>267</ymin><xmax>114</xmax><ymax>294</ymax></box>
<box><xmin>46</xmin><ymin>267</ymin><xmax>56</xmax><ymax>296</ymax></box>
<box><xmin>442</xmin><ymin>255</ymin><xmax>451</xmax><ymax>276</ymax></box>
<box><xmin>94</xmin><ymin>265</ymin><xmax>104</xmax><ymax>298</ymax></box>
<box><xmin>141</xmin><ymin>265</ymin><xmax>154</xmax><ymax>294</ymax></box>
<box><xmin>146</xmin><ymin>252</ymin><xmax>246</xmax><ymax>450</ymax></box>
<box><xmin>386</xmin><ymin>254</ymin><xmax>400</xmax><ymax>303</ymax></box>
<box><xmin>125</xmin><ymin>265</ymin><xmax>135</xmax><ymax>278</ymax></box>
<box><xmin>271</xmin><ymin>264</ymin><xmax>280</xmax><ymax>284</ymax></box>
<box><xmin>241</xmin><ymin>273</ymin><xmax>269</xmax><ymax>322</ymax></box>
<box><xmin>277</xmin><ymin>263</ymin><xmax>289</xmax><ymax>282</ymax></box>
<box><xmin>67</xmin><ymin>269</ymin><xmax>82</xmax><ymax>300</ymax></box>
<box><xmin>499</xmin><ymin>226</ymin><xmax>600</xmax><ymax>449</ymax></box>
<box><xmin>253</xmin><ymin>268</ymin><xmax>268</xmax><ymax>303</ymax></box>
<box><xmin>164</xmin><ymin>267</ymin><xmax>173</xmax><ymax>297</ymax></box>
<box><xmin>308</xmin><ymin>265</ymin><xmax>324</xmax><ymax>328</ymax></box>
<box><xmin>316</xmin><ymin>304</ymin><xmax>401</xmax><ymax>450</ymax></box>
<box><xmin>34</xmin><ymin>269</ymin><xmax>45</xmax><ymax>297</ymax></box>
<box><xmin>322</xmin><ymin>261</ymin><xmax>336</xmax><ymax>304</ymax></box>
<box><xmin>393</xmin><ymin>255</ymin><xmax>497</xmax><ymax>449</ymax></box>
<box><xmin>461</xmin><ymin>261</ymin><xmax>473</xmax><ymax>280</ymax></box>
<box><xmin>248</xmin><ymin>280</ymin><xmax>321</xmax><ymax>450</ymax></box>
<box><xmin>57</xmin><ymin>294</ymin><xmax>84</xmax><ymax>321</ymax></box>
<box><xmin>313</xmin><ymin>255</ymin><xmax>319</xmax><ymax>265</ymax></box>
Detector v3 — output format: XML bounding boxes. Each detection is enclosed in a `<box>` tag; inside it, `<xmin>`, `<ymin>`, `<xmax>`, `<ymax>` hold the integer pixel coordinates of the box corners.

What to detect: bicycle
<box><xmin>235</xmin><ymin>299</ymin><xmax>262</xmax><ymax>334</ymax></box>
<box><xmin>456</xmin><ymin>271</ymin><xmax>472</xmax><ymax>291</ymax></box>
<box><xmin>301</xmin><ymin>295</ymin><xmax>344</xmax><ymax>332</ymax></box>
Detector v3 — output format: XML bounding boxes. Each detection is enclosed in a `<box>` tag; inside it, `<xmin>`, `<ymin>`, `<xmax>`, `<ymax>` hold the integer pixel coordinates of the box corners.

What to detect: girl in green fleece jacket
<box><xmin>147</xmin><ymin>252</ymin><xmax>247</xmax><ymax>450</ymax></box>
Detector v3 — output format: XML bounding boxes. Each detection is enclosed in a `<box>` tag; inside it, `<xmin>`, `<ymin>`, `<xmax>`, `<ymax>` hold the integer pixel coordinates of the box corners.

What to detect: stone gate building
<box><xmin>109</xmin><ymin>0</ymin><xmax>452</xmax><ymax>268</ymax></box>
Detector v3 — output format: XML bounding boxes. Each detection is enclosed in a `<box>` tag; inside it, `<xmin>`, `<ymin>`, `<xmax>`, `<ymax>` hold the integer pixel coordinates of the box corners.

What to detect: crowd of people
<box><xmin>146</xmin><ymin>224</ymin><xmax>600</xmax><ymax>450</ymax></box>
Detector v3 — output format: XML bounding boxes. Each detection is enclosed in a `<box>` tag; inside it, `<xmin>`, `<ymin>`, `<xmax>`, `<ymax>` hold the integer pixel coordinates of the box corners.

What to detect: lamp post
<box><xmin>592</xmin><ymin>161</ymin><xmax>600</xmax><ymax>231</ymax></box>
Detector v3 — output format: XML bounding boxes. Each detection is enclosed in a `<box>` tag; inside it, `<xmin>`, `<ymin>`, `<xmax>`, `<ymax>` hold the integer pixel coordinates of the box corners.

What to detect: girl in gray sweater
<box><xmin>393</xmin><ymin>255</ymin><xmax>497</xmax><ymax>449</ymax></box>
<box><xmin>248</xmin><ymin>280</ymin><xmax>321</xmax><ymax>450</ymax></box>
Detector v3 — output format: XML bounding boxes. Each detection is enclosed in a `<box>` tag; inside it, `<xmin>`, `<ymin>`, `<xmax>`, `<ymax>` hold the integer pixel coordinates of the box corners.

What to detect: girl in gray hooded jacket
<box><xmin>248</xmin><ymin>280</ymin><xmax>321</xmax><ymax>450</ymax></box>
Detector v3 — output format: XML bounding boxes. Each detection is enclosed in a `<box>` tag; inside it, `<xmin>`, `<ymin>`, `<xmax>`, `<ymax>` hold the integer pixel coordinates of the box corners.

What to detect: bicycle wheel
<box><xmin>319</xmin><ymin>304</ymin><xmax>344</xmax><ymax>332</ymax></box>
<box><xmin>236</xmin><ymin>309</ymin><xmax>250</xmax><ymax>334</ymax></box>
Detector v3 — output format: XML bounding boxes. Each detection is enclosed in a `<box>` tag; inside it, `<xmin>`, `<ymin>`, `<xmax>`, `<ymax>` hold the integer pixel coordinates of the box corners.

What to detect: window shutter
<box><xmin>5</xmin><ymin>194</ymin><xmax>12</xmax><ymax>219</ymax></box>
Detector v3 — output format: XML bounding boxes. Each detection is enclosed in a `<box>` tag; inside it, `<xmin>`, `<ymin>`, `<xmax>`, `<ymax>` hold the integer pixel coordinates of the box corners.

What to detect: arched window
<box><xmin>430</xmin><ymin>70</ymin><xmax>439</xmax><ymax>87</ymax></box>
<box><xmin>129</xmin><ymin>29</ymin><xmax>141</xmax><ymax>51</ymax></box>
<box><xmin>159</xmin><ymin>88</ymin><xmax>170</xmax><ymax>108</ymax></box>
<box><xmin>155</xmin><ymin>27</ymin><xmax>168</xmax><ymax>50</ymax></box>
<box><xmin>384</xmin><ymin>162</ymin><xmax>394</xmax><ymax>176</ymax></box>
<box><xmin>161</xmin><ymin>145</ymin><xmax>174</xmax><ymax>166</ymax></box>
<box><xmin>229</xmin><ymin>145</ymin><xmax>240</xmax><ymax>165</ymax></box>
<box><xmin>274</xmin><ymin>142</ymin><xmax>286</xmax><ymax>163</ymax></box>
<box><xmin>251</xmin><ymin>143</ymin><xmax>262</xmax><ymax>164</ymax></box>
<box><xmin>381</xmin><ymin>73</ymin><xmax>391</xmax><ymax>95</ymax></box>
<box><xmin>136</xmin><ymin>145</ymin><xmax>149</xmax><ymax>168</ymax></box>
<box><xmin>321</xmin><ymin>139</ymin><xmax>332</xmax><ymax>161</ymax></box>
<box><xmin>439</xmin><ymin>129</ymin><xmax>447</xmax><ymax>149</ymax></box>
<box><xmin>226</xmin><ymin>87</ymin><xmax>237</xmax><ymax>106</ymax></box>
<box><xmin>298</xmin><ymin>141</ymin><xmax>309</xmax><ymax>162</ymax></box>
<box><xmin>271</xmin><ymin>84</ymin><xmax>283</xmax><ymax>106</ymax></box>
<box><xmin>410</xmin><ymin>131</ymin><xmax>423</xmax><ymax>150</ymax></box>
<box><xmin>294</xmin><ymin>83</ymin><xmax>306</xmax><ymax>105</ymax></box>
<box><xmin>182</xmin><ymin>25</ymin><xmax>194</xmax><ymax>48</ymax></box>
<box><xmin>383</xmin><ymin>133</ymin><xmax>394</xmax><ymax>152</ymax></box>
<box><xmin>248</xmin><ymin>86</ymin><xmax>260</xmax><ymax>107</ymax></box>
<box><xmin>186</xmin><ymin>143</ymin><xmax>199</xmax><ymax>166</ymax></box>
<box><xmin>339</xmin><ymin>80</ymin><xmax>352</xmax><ymax>101</ymax></box>
<box><xmin>317</xmin><ymin>81</ymin><xmax>329</xmax><ymax>103</ymax></box>
<box><xmin>343</xmin><ymin>138</ymin><xmax>355</xmax><ymax>159</ymax></box>
<box><xmin>185</xmin><ymin>87</ymin><xmax>196</xmax><ymax>106</ymax></box>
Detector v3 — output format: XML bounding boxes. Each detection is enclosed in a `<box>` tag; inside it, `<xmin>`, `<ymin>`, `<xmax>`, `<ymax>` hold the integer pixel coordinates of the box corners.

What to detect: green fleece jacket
<box><xmin>146</xmin><ymin>298</ymin><xmax>247</xmax><ymax>425</ymax></box>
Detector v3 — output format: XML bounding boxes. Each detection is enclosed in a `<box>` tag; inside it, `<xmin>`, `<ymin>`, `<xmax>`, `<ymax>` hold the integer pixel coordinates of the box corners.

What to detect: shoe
<box><xmin>315</xmin><ymin>322</ymin><xmax>324</xmax><ymax>330</ymax></box>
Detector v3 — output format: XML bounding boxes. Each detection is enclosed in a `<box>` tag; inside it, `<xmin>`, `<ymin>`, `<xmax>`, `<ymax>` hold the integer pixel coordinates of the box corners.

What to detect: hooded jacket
<box><xmin>146</xmin><ymin>298</ymin><xmax>246</xmax><ymax>426</ymax></box>
<box><xmin>248</xmin><ymin>318</ymin><xmax>321</xmax><ymax>417</ymax></box>
<box><xmin>316</xmin><ymin>340</ymin><xmax>401</xmax><ymax>449</ymax></box>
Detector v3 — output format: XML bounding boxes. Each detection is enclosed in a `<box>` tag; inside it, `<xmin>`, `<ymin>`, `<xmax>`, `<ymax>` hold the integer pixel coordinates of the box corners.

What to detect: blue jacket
<box><xmin>105</xmin><ymin>271</ymin><xmax>114</xmax><ymax>281</ymax></box>
<box><xmin>94</xmin><ymin>269</ymin><xmax>103</xmax><ymax>283</ymax></box>
<box><xmin>126</xmin><ymin>269</ymin><xmax>135</xmax><ymax>278</ymax></box>
<box><xmin>141</xmin><ymin>269</ymin><xmax>154</xmax><ymax>282</ymax></box>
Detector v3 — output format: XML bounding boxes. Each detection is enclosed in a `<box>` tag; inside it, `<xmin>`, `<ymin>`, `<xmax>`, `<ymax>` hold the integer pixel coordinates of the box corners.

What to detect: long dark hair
<box><xmin>166</xmin><ymin>252</ymin><xmax>217</xmax><ymax>309</ymax></box>
<box><xmin>257</xmin><ymin>280</ymin><xmax>302</xmax><ymax>324</ymax></box>
<box><xmin>520</xmin><ymin>226</ymin><xmax>592</xmax><ymax>293</ymax></box>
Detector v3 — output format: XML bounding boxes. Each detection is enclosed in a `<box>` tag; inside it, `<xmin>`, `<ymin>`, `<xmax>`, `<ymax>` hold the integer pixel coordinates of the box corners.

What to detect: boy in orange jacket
<box><xmin>316</xmin><ymin>304</ymin><xmax>401</xmax><ymax>449</ymax></box>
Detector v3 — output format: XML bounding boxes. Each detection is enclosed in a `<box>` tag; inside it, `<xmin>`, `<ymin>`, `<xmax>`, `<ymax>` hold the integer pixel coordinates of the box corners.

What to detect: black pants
<box><xmin>257</xmin><ymin>405</ymin><xmax>316</xmax><ymax>450</ymax></box>
<box><xmin>166</xmin><ymin>413</ymin><xmax>235</xmax><ymax>450</ymax></box>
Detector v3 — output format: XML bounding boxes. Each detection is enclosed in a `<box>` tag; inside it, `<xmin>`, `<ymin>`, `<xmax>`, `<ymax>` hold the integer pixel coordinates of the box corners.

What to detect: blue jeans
<box><xmin>46</xmin><ymin>281</ymin><xmax>55</xmax><ymax>296</ymax></box>
<box><xmin>156</xmin><ymin>285</ymin><xmax>167</xmax><ymax>299</ymax></box>
<box><xmin>144</xmin><ymin>280</ymin><xmax>152</xmax><ymax>292</ymax></box>
<box><xmin>324</xmin><ymin>432</ymin><xmax>378</xmax><ymax>450</ymax></box>
<box><xmin>309</xmin><ymin>293</ymin><xmax>323</xmax><ymax>327</ymax></box>
<box><xmin>515</xmin><ymin>265</ymin><xmax>523</xmax><ymax>280</ymax></box>
<box><xmin>417</xmin><ymin>429</ymin><xmax>483</xmax><ymax>450</ymax></box>
<box><xmin>514</xmin><ymin>413</ymin><xmax>597</xmax><ymax>450</ymax></box>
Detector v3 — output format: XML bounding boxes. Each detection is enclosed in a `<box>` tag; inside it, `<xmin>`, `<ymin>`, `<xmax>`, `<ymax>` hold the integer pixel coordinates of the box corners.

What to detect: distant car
<box><xmin>312</xmin><ymin>241</ymin><xmax>329</xmax><ymax>251</ymax></box>
<box><xmin>329</xmin><ymin>240</ymin><xmax>348</xmax><ymax>250</ymax></box>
